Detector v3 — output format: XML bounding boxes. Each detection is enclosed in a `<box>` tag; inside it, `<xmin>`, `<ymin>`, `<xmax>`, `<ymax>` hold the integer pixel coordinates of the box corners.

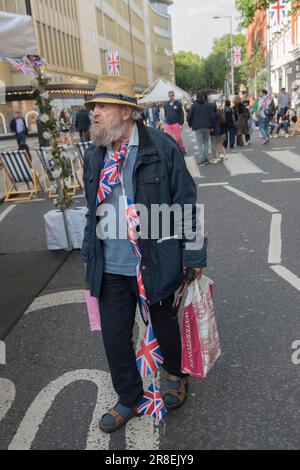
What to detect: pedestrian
<box><xmin>164</xmin><ymin>91</ymin><xmax>186</xmax><ymax>154</ymax></box>
<box><xmin>59</xmin><ymin>109</ymin><xmax>71</xmax><ymax>145</ymax></box>
<box><xmin>258</xmin><ymin>90</ymin><xmax>274</xmax><ymax>145</ymax></box>
<box><xmin>75</xmin><ymin>107</ymin><xmax>91</xmax><ymax>142</ymax></box>
<box><xmin>82</xmin><ymin>75</ymin><xmax>207</xmax><ymax>434</ymax></box>
<box><xmin>10</xmin><ymin>110</ymin><xmax>28</xmax><ymax>148</ymax></box>
<box><xmin>210</xmin><ymin>104</ymin><xmax>221</xmax><ymax>160</ymax></box>
<box><xmin>144</xmin><ymin>104</ymin><xmax>160</xmax><ymax>129</ymax></box>
<box><xmin>224</xmin><ymin>100</ymin><xmax>236</xmax><ymax>151</ymax></box>
<box><xmin>233</xmin><ymin>96</ymin><xmax>248</xmax><ymax>147</ymax></box>
<box><xmin>243</xmin><ymin>102</ymin><xmax>252</xmax><ymax>146</ymax></box>
<box><xmin>274</xmin><ymin>109</ymin><xmax>290</xmax><ymax>138</ymax></box>
<box><xmin>188</xmin><ymin>90</ymin><xmax>214</xmax><ymax>166</ymax></box>
<box><xmin>278</xmin><ymin>88</ymin><xmax>290</xmax><ymax>116</ymax></box>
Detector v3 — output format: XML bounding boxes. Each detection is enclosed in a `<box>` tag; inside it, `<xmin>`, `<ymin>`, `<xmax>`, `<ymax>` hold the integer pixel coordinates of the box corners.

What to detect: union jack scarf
<box><xmin>97</xmin><ymin>140</ymin><xmax>167</xmax><ymax>421</ymax></box>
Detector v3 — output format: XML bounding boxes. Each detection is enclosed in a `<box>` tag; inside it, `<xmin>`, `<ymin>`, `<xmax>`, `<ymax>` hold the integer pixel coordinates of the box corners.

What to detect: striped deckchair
<box><xmin>0</xmin><ymin>149</ymin><xmax>43</xmax><ymax>202</ymax></box>
<box><xmin>76</xmin><ymin>141</ymin><xmax>92</xmax><ymax>166</ymax></box>
<box><xmin>35</xmin><ymin>147</ymin><xmax>83</xmax><ymax>198</ymax></box>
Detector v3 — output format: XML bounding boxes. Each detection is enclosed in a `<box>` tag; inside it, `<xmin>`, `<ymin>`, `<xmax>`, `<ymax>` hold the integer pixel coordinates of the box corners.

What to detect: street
<box><xmin>0</xmin><ymin>128</ymin><xmax>299</xmax><ymax>450</ymax></box>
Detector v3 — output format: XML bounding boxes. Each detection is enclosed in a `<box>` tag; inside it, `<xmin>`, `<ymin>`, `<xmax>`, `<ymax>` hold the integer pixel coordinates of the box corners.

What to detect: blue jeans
<box><xmin>259</xmin><ymin>117</ymin><xmax>270</xmax><ymax>140</ymax></box>
<box><xmin>276</xmin><ymin>122</ymin><xmax>289</xmax><ymax>135</ymax></box>
<box><xmin>16</xmin><ymin>131</ymin><xmax>27</xmax><ymax>147</ymax></box>
<box><xmin>195</xmin><ymin>128</ymin><xmax>210</xmax><ymax>164</ymax></box>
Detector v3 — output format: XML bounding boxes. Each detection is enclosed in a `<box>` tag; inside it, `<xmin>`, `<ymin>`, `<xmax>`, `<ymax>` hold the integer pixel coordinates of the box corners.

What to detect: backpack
<box><xmin>264</xmin><ymin>96</ymin><xmax>276</xmax><ymax>117</ymax></box>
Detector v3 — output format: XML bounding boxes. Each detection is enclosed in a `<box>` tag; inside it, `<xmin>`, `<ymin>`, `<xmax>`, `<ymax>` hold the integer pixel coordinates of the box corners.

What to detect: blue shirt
<box><xmin>96</xmin><ymin>124</ymin><xmax>139</xmax><ymax>276</ymax></box>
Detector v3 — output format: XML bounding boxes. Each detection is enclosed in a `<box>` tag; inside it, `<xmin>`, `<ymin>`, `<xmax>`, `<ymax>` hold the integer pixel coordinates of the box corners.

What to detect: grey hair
<box><xmin>131</xmin><ymin>108</ymin><xmax>143</xmax><ymax>121</ymax></box>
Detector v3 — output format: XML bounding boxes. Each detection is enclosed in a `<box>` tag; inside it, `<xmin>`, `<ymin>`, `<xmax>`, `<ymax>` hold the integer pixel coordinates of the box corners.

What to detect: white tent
<box><xmin>139</xmin><ymin>78</ymin><xmax>190</xmax><ymax>104</ymax></box>
<box><xmin>0</xmin><ymin>12</ymin><xmax>37</xmax><ymax>58</ymax></box>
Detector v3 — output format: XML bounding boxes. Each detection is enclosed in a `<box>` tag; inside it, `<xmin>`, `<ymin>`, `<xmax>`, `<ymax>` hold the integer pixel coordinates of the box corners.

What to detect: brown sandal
<box><xmin>163</xmin><ymin>376</ymin><xmax>189</xmax><ymax>410</ymax></box>
<box><xmin>99</xmin><ymin>406</ymin><xmax>139</xmax><ymax>434</ymax></box>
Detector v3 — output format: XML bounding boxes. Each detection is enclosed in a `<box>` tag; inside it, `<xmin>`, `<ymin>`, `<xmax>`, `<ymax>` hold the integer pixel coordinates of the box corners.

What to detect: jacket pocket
<box><xmin>156</xmin><ymin>238</ymin><xmax>182</xmax><ymax>295</ymax></box>
<box><xmin>142</xmin><ymin>170</ymin><xmax>165</xmax><ymax>206</ymax></box>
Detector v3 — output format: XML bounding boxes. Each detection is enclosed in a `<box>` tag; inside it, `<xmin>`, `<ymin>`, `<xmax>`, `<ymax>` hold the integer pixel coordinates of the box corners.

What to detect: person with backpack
<box><xmin>258</xmin><ymin>89</ymin><xmax>275</xmax><ymax>145</ymax></box>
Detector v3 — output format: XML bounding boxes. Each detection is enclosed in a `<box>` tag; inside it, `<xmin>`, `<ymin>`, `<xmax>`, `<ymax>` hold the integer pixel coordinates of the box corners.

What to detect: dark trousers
<box><xmin>224</xmin><ymin>128</ymin><xmax>236</xmax><ymax>149</ymax></box>
<box><xmin>79</xmin><ymin>130</ymin><xmax>90</xmax><ymax>142</ymax></box>
<box><xmin>16</xmin><ymin>131</ymin><xmax>27</xmax><ymax>147</ymax></box>
<box><xmin>99</xmin><ymin>273</ymin><xmax>184</xmax><ymax>408</ymax></box>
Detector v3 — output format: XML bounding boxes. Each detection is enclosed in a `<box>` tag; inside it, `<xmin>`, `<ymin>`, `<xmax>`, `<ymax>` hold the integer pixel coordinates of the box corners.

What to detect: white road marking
<box><xmin>268</xmin><ymin>214</ymin><xmax>282</xmax><ymax>265</ymax></box>
<box><xmin>271</xmin><ymin>147</ymin><xmax>297</xmax><ymax>150</ymax></box>
<box><xmin>0</xmin><ymin>205</ymin><xmax>16</xmax><ymax>223</ymax></box>
<box><xmin>199</xmin><ymin>182</ymin><xmax>229</xmax><ymax>187</ymax></box>
<box><xmin>262</xmin><ymin>178</ymin><xmax>300</xmax><ymax>184</ymax></box>
<box><xmin>25</xmin><ymin>290</ymin><xmax>85</xmax><ymax>314</ymax></box>
<box><xmin>264</xmin><ymin>150</ymin><xmax>300</xmax><ymax>172</ymax></box>
<box><xmin>224</xmin><ymin>186</ymin><xmax>279</xmax><ymax>213</ymax></box>
<box><xmin>271</xmin><ymin>266</ymin><xmax>300</xmax><ymax>293</ymax></box>
<box><xmin>185</xmin><ymin>156</ymin><xmax>202</xmax><ymax>179</ymax></box>
<box><xmin>0</xmin><ymin>379</ymin><xmax>16</xmax><ymax>422</ymax></box>
<box><xmin>223</xmin><ymin>153</ymin><xmax>264</xmax><ymax>175</ymax></box>
<box><xmin>10</xmin><ymin>294</ymin><xmax>159</xmax><ymax>451</ymax></box>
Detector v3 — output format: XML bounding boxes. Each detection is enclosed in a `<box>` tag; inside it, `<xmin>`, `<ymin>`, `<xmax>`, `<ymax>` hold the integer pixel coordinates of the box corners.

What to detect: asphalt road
<box><xmin>0</xmin><ymin>128</ymin><xmax>299</xmax><ymax>450</ymax></box>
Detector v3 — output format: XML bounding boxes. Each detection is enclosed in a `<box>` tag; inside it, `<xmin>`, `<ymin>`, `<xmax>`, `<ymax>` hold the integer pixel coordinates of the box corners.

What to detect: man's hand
<box><xmin>183</xmin><ymin>267</ymin><xmax>203</xmax><ymax>283</ymax></box>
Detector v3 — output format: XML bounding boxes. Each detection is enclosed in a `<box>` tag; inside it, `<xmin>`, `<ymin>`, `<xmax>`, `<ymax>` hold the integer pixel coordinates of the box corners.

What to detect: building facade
<box><xmin>0</xmin><ymin>0</ymin><xmax>174</xmax><ymax>135</ymax></box>
<box><xmin>246</xmin><ymin>3</ymin><xmax>300</xmax><ymax>108</ymax></box>
<box><xmin>269</xmin><ymin>3</ymin><xmax>300</xmax><ymax>109</ymax></box>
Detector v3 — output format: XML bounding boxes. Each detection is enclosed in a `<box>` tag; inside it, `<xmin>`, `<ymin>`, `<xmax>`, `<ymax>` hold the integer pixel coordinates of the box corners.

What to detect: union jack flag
<box><xmin>4</xmin><ymin>58</ymin><xmax>36</xmax><ymax>76</ymax></box>
<box><xmin>106</xmin><ymin>49</ymin><xmax>120</xmax><ymax>76</ymax></box>
<box><xmin>232</xmin><ymin>46</ymin><xmax>242</xmax><ymax>68</ymax></box>
<box><xmin>270</xmin><ymin>0</ymin><xmax>289</xmax><ymax>27</ymax></box>
<box><xmin>136</xmin><ymin>325</ymin><xmax>164</xmax><ymax>378</ymax></box>
<box><xmin>96</xmin><ymin>140</ymin><xmax>129</xmax><ymax>206</ymax></box>
<box><xmin>137</xmin><ymin>380</ymin><xmax>167</xmax><ymax>421</ymax></box>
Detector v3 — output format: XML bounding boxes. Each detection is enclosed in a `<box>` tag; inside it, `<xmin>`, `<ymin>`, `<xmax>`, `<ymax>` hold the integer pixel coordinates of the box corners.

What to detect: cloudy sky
<box><xmin>169</xmin><ymin>0</ymin><xmax>241</xmax><ymax>58</ymax></box>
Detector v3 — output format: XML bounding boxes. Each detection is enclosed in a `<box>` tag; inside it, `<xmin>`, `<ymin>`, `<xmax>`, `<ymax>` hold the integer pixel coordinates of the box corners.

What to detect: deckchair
<box><xmin>0</xmin><ymin>149</ymin><xmax>43</xmax><ymax>202</ymax></box>
<box><xmin>76</xmin><ymin>141</ymin><xmax>92</xmax><ymax>166</ymax></box>
<box><xmin>35</xmin><ymin>147</ymin><xmax>83</xmax><ymax>198</ymax></box>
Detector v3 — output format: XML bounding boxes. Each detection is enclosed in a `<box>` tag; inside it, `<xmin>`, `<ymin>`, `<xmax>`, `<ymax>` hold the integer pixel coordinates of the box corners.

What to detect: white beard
<box><xmin>90</xmin><ymin>117</ymin><xmax>127</xmax><ymax>148</ymax></box>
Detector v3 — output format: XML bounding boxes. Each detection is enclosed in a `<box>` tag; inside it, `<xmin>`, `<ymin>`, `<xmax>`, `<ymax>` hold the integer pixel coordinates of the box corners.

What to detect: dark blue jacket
<box><xmin>164</xmin><ymin>101</ymin><xmax>185</xmax><ymax>126</ymax></box>
<box><xmin>144</xmin><ymin>106</ymin><xmax>160</xmax><ymax>123</ymax></box>
<box><xmin>188</xmin><ymin>101</ymin><xmax>214</xmax><ymax>130</ymax></box>
<box><xmin>81</xmin><ymin>121</ymin><xmax>207</xmax><ymax>304</ymax></box>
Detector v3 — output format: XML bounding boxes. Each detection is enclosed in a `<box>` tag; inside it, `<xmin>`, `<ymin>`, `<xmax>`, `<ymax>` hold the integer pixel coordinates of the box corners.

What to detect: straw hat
<box><xmin>85</xmin><ymin>75</ymin><xmax>144</xmax><ymax>110</ymax></box>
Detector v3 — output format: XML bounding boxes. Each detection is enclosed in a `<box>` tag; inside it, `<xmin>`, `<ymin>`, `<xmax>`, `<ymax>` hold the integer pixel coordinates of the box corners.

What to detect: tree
<box><xmin>246</xmin><ymin>46</ymin><xmax>267</xmax><ymax>96</ymax></box>
<box><xmin>235</xmin><ymin>0</ymin><xmax>295</xmax><ymax>28</ymax></box>
<box><xmin>174</xmin><ymin>52</ymin><xmax>206</xmax><ymax>92</ymax></box>
<box><xmin>202</xmin><ymin>34</ymin><xmax>247</xmax><ymax>93</ymax></box>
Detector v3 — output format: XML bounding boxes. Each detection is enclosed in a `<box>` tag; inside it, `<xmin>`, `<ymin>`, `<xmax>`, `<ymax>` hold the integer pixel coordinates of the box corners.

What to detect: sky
<box><xmin>169</xmin><ymin>0</ymin><xmax>241</xmax><ymax>58</ymax></box>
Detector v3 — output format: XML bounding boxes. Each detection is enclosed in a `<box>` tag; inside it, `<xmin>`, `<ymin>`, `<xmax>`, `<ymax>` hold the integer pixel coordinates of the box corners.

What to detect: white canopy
<box><xmin>139</xmin><ymin>78</ymin><xmax>190</xmax><ymax>104</ymax></box>
<box><xmin>0</xmin><ymin>12</ymin><xmax>38</xmax><ymax>58</ymax></box>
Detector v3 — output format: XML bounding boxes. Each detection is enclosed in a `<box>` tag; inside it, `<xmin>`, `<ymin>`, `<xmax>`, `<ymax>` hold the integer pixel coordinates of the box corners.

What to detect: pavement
<box><xmin>0</xmin><ymin>128</ymin><xmax>299</xmax><ymax>450</ymax></box>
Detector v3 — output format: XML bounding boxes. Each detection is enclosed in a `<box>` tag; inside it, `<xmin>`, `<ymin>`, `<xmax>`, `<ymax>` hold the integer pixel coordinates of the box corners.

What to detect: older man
<box><xmin>10</xmin><ymin>110</ymin><xmax>28</xmax><ymax>148</ymax></box>
<box><xmin>82</xmin><ymin>75</ymin><xmax>207</xmax><ymax>434</ymax></box>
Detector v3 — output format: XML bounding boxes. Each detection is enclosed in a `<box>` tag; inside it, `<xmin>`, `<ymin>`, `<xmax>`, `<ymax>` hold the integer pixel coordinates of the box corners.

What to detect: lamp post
<box><xmin>213</xmin><ymin>15</ymin><xmax>235</xmax><ymax>96</ymax></box>
<box><xmin>25</xmin><ymin>0</ymin><xmax>32</xmax><ymax>16</ymax></box>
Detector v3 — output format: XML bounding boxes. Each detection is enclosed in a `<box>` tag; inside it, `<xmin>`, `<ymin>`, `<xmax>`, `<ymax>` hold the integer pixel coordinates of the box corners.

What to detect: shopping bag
<box><xmin>84</xmin><ymin>291</ymin><xmax>101</xmax><ymax>332</ymax></box>
<box><xmin>181</xmin><ymin>276</ymin><xmax>221</xmax><ymax>378</ymax></box>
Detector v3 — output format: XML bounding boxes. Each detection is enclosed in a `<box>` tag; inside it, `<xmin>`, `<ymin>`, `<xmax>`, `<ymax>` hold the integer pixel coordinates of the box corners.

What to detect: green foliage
<box><xmin>174</xmin><ymin>34</ymin><xmax>248</xmax><ymax>94</ymax></box>
<box><xmin>30</xmin><ymin>65</ymin><xmax>73</xmax><ymax>208</ymax></box>
<box><xmin>235</xmin><ymin>0</ymin><xmax>294</xmax><ymax>27</ymax></box>
<box><xmin>174</xmin><ymin>51</ymin><xmax>206</xmax><ymax>92</ymax></box>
